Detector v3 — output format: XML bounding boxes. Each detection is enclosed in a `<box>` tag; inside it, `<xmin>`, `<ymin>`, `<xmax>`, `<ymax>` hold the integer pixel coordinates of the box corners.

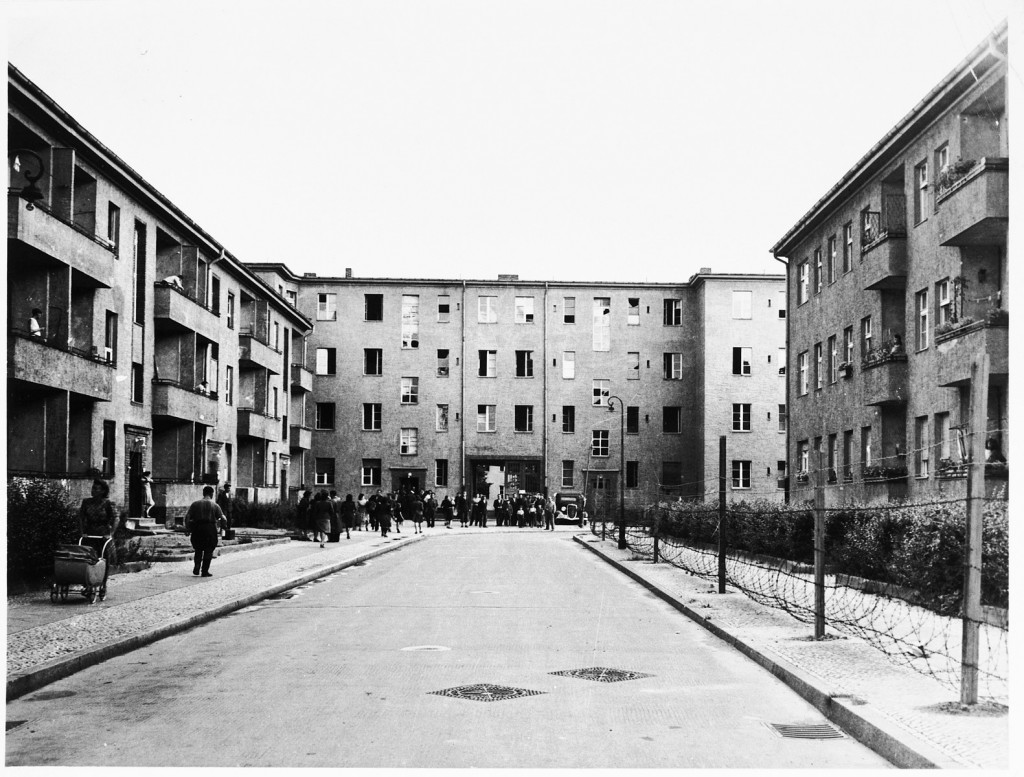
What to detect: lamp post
<box><xmin>9</xmin><ymin>149</ymin><xmax>46</xmax><ymax>210</ymax></box>
<box><xmin>607</xmin><ymin>395</ymin><xmax>626</xmax><ymax>549</ymax></box>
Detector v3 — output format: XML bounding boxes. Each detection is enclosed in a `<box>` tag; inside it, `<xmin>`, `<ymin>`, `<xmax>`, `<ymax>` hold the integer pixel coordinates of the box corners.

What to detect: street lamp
<box><xmin>607</xmin><ymin>395</ymin><xmax>626</xmax><ymax>549</ymax></box>
<box><xmin>9</xmin><ymin>149</ymin><xmax>45</xmax><ymax>210</ymax></box>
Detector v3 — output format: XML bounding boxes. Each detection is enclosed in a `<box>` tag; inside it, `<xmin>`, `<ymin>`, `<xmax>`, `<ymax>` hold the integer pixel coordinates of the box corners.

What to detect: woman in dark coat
<box><xmin>339</xmin><ymin>494</ymin><xmax>357</xmax><ymax>540</ymax></box>
<box><xmin>309</xmin><ymin>490</ymin><xmax>335</xmax><ymax>548</ymax></box>
<box><xmin>375</xmin><ymin>496</ymin><xmax>393</xmax><ymax>537</ymax></box>
<box><xmin>78</xmin><ymin>478</ymin><xmax>117</xmax><ymax>592</ymax></box>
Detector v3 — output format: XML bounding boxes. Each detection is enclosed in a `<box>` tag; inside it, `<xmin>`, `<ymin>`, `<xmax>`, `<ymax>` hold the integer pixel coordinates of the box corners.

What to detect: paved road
<box><xmin>5</xmin><ymin>533</ymin><xmax>890</xmax><ymax>768</ymax></box>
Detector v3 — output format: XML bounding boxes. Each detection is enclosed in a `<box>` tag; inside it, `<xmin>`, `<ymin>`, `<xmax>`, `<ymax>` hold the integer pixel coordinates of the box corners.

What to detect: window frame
<box><xmin>514</xmin><ymin>404</ymin><xmax>534</xmax><ymax>433</ymax></box>
<box><xmin>400</xmin><ymin>376</ymin><xmax>420</xmax><ymax>405</ymax></box>
<box><xmin>592</xmin><ymin>429</ymin><xmax>610</xmax><ymax>457</ymax></box>
<box><xmin>317</xmin><ymin>293</ymin><xmax>338</xmax><ymax>321</ymax></box>
<box><xmin>731</xmin><ymin>403</ymin><xmax>751</xmax><ymax>432</ymax></box>
<box><xmin>362</xmin><ymin>402</ymin><xmax>382</xmax><ymax>431</ymax></box>
<box><xmin>477</xmin><ymin>404</ymin><xmax>496</xmax><ymax>432</ymax></box>
<box><xmin>399</xmin><ymin>427</ymin><xmax>419</xmax><ymax>455</ymax></box>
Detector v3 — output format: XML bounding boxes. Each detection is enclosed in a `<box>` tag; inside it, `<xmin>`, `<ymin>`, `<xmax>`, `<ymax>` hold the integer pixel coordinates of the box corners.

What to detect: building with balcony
<box><xmin>7</xmin><ymin>64</ymin><xmax>312</xmax><ymax>521</ymax></box>
<box><xmin>249</xmin><ymin>265</ymin><xmax>787</xmax><ymax>512</ymax></box>
<box><xmin>771</xmin><ymin>23</ymin><xmax>1008</xmax><ymax>503</ymax></box>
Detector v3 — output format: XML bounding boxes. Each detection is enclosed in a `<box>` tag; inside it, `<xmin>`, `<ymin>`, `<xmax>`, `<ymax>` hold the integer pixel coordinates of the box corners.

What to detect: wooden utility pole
<box><xmin>961</xmin><ymin>356</ymin><xmax>989</xmax><ymax>704</ymax></box>
<box><xmin>814</xmin><ymin>448</ymin><xmax>826</xmax><ymax>640</ymax></box>
<box><xmin>718</xmin><ymin>436</ymin><xmax>726</xmax><ymax>594</ymax></box>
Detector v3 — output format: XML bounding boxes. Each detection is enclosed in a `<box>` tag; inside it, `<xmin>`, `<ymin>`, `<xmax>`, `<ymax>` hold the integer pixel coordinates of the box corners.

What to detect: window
<box><xmin>732</xmin><ymin>291</ymin><xmax>752</xmax><ymax>319</ymax></box>
<box><xmin>627</xmin><ymin>297</ymin><xmax>640</xmax><ymax>325</ymax></box>
<box><xmin>131</xmin><ymin>362</ymin><xmax>144</xmax><ymax>403</ymax></box>
<box><xmin>732</xmin><ymin>403</ymin><xmax>751</xmax><ymax>432</ymax></box>
<box><xmin>935</xmin><ymin>144</ymin><xmax>949</xmax><ymax>178</ymax></box>
<box><xmin>592</xmin><ymin>430</ymin><xmax>610</xmax><ymax>457</ymax></box>
<box><xmin>778</xmin><ymin>347</ymin><xmax>786</xmax><ymax>375</ymax></box>
<box><xmin>401</xmin><ymin>295</ymin><xmax>419</xmax><ymax>348</ymax></box>
<box><xmin>662</xmin><ymin>461</ymin><xmax>682</xmax><ymax>488</ymax></box>
<box><xmin>105</xmin><ymin>203</ymin><xmax>121</xmax><ymax>254</ymax></box>
<box><xmin>914</xmin><ymin>160</ymin><xmax>928</xmax><ymax>224</ymax></box>
<box><xmin>732</xmin><ymin>347</ymin><xmax>752</xmax><ymax>376</ymax></box>
<box><xmin>477</xmin><ymin>404</ymin><xmax>496</xmax><ymax>432</ymax></box>
<box><xmin>101</xmin><ymin>420</ymin><xmax>116</xmax><ymax>478</ymax></box>
<box><xmin>209</xmin><ymin>275</ymin><xmax>221</xmax><ymax>315</ymax></box>
<box><xmin>285</xmin><ymin>289</ymin><xmax>297</xmax><ymax>307</ymax></box>
<box><xmin>593</xmin><ymin>297</ymin><xmax>610</xmax><ymax>351</ymax></box>
<box><xmin>843</xmin><ymin>326</ymin><xmax>854</xmax><ymax>365</ymax></box>
<box><xmin>562</xmin><ymin>406</ymin><xmax>575</xmax><ymax>433</ymax></box>
<box><xmin>861</xmin><ymin>426</ymin><xmax>873</xmax><ymax>468</ymax></box>
<box><xmin>663</xmin><ymin>298</ymin><xmax>682</xmax><ymax>326</ymax></box>
<box><xmin>797</xmin><ymin>261</ymin><xmax>809</xmax><ymax>304</ymax></box>
<box><xmin>861</xmin><ymin>316</ymin><xmax>873</xmax><ymax>358</ymax></box>
<box><xmin>317</xmin><ymin>293</ymin><xmax>337</xmax><ymax>321</ymax></box>
<box><xmin>363</xmin><ymin>403</ymin><xmax>382</xmax><ymax>431</ymax></box>
<box><xmin>935</xmin><ymin>412</ymin><xmax>952</xmax><ymax>461</ymax></box>
<box><xmin>798</xmin><ymin>441</ymin><xmax>809</xmax><ymax>474</ymax></box>
<box><xmin>827</xmin><ymin>236</ymin><xmax>837</xmax><ymax>284</ymax></box>
<box><xmin>562</xmin><ymin>460</ymin><xmax>575</xmax><ymax>488</ymax></box>
<box><xmin>514</xmin><ymin>296</ymin><xmax>535</xmax><ymax>323</ymax></box>
<box><xmin>364</xmin><ymin>294</ymin><xmax>383</xmax><ymax>321</ymax></box>
<box><xmin>798</xmin><ymin>351</ymin><xmax>808</xmax><ymax>395</ymax></box>
<box><xmin>778</xmin><ymin>403</ymin><xmax>787</xmax><ymax>432</ymax></box>
<box><xmin>937</xmin><ymin>278</ymin><xmax>951</xmax><ymax>327</ymax></box>
<box><xmin>273</xmin><ymin>321</ymin><xmax>280</xmax><ymax>350</ymax></box>
<box><xmin>814</xmin><ymin>343</ymin><xmax>823</xmax><ymax>390</ymax></box>
<box><xmin>828</xmin><ymin>335</ymin><xmax>837</xmax><ymax>383</ymax></box>
<box><xmin>364</xmin><ymin>348</ymin><xmax>383</xmax><ymax>375</ymax></box>
<box><xmin>401</xmin><ymin>377</ymin><xmax>419</xmax><ymax>404</ymax></box>
<box><xmin>514</xmin><ymin>405</ymin><xmax>534</xmax><ymax>432</ymax></box>
<box><xmin>316</xmin><ymin>458</ymin><xmax>336</xmax><ymax>486</ymax></box>
<box><xmin>663</xmin><ymin>406</ymin><xmax>682</xmax><ymax>433</ymax></box>
<box><xmin>623</xmin><ymin>351</ymin><xmax>640</xmax><ymax>380</ymax></box>
<box><xmin>361</xmin><ymin>459</ymin><xmax>381</xmax><ymax>487</ymax></box>
<box><xmin>272</xmin><ymin>386</ymin><xmax>279</xmax><ymax>418</ymax></box>
<box><xmin>435</xmin><ymin>459</ymin><xmax>449</xmax><ymax>487</ymax></box>
<box><xmin>437</xmin><ymin>295</ymin><xmax>450</xmax><ymax>323</ymax></box>
<box><xmin>132</xmin><ymin>221</ymin><xmax>147</xmax><ymax>325</ymax></box>
<box><xmin>663</xmin><ymin>353</ymin><xmax>682</xmax><ymax>380</ymax></box>
<box><xmin>916</xmin><ymin>289</ymin><xmax>929</xmax><ymax>351</ymax></box>
<box><xmin>315</xmin><ymin>402</ymin><xmax>336</xmax><ymax>430</ymax></box>
<box><xmin>478</xmin><ymin>296</ymin><xmax>497</xmax><ymax>323</ymax></box>
<box><xmin>316</xmin><ymin>347</ymin><xmax>336</xmax><ymax>375</ymax></box>
<box><xmin>563</xmin><ymin>296</ymin><xmax>576</xmax><ymax>323</ymax></box>
<box><xmin>437</xmin><ymin>349</ymin><xmax>450</xmax><ymax>377</ymax></box>
<box><xmin>777</xmin><ymin>290</ymin><xmax>786</xmax><ymax>318</ymax></box>
<box><xmin>226</xmin><ymin>292</ymin><xmax>235</xmax><ymax>329</ymax></box>
<box><xmin>731</xmin><ymin>460</ymin><xmax>751</xmax><ymax>489</ymax></box>
<box><xmin>478</xmin><ymin>350</ymin><xmax>496</xmax><ymax>377</ymax></box>
<box><xmin>626</xmin><ymin>461</ymin><xmax>639</xmax><ymax>488</ymax></box>
<box><xmin>225</xmin><ymin>366</ymin><xmax>233</xmax><ymax>406</ymax></box>
<box><xmin>562</xmin><ymin>351</ymin><xmax>575</xmax><ymax>379</ymax></box>
<box><xmin>103</xmin><ymin>311</ymin><xmax>117</xmax><ymax>364</ymax></box>
<box><xmin>843</xmin><ymin>223</ymin><xmax>853</xmax><ymax>273</ymax></box>
<box><xmin>915</xmin><ymin>416</ymin><xmax>930</xmax><ymax>477</ymax></box>
<box><xmin>843</xmin><ymin>430</ymin><xmax>854</xmax><ymax>480</ymax></box>
<box><xmin>436</xmin><ymin>404</ymin><xmax>449</xmax><ymax>432</ymax></box>
<box><xmin>828</xmin><ymin>434</ymin><xmax>838</xmax><ymax>480</ymax></box>
<box><xmin>814</xmin><ymin>248</ymin><xmax>822</xmax><ymax>294</ymax></box>
<box><xmin>592</xmin><ymin>379</ymin><xmax>610</xmax><ymax>406</ymax></box>
<box><xmin>515</xmin><ymin>350</ymin><xmax>534</xmax><ymax>377</ymax></box>
<box><xmin>400</xmin><ymin>428</ymin><xmax>418</xmax><ymax>455</ymax></box>
<box><xmin>626</xmin><ymin>406</ymin><xmax>639</xmax><ymax>434</ymax></box>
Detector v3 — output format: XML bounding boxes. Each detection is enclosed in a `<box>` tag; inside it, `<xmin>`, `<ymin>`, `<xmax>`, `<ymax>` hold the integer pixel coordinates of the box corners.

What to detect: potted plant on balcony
<box><xmin>795</xmin><ymin>471</ymin><xmax>809</xmax><ymax>485</ymax></box>
<box><xmin>936</xmin><ymin>457</ymin><xmax>969</xmax><ymax>478</ymax></box>
<box><xmin>837</xmin><ymin>360</ymin><xmax>853</xmax><ymax>378</ymax></box>
<box><xmin>863</xmin><ymin>463</ymin><xmax>908</xmax><ymax>482</ymax></box>
<box><xmin>936</xmin><ymin>159</ymin><xmax>977</xmax><ymax>194</ymax></box>
<box><xmin>986</xmin><ymin>307</ymin><xmax>1008</xmax><ymax>327</ymax></box>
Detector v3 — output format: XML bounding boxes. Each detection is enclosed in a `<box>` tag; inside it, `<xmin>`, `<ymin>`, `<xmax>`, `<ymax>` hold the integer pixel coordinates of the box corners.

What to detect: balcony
<box><xmin>860</xmin><ymin>194</ymin><xmax>907</xmax><ymax>290</ymax></box>
<box><xmin>153</xmin><ymin>282</ymin><xmax>221</xmax><ymax>341</ymax></box>
<box><xmin>237</xmin><ymin>407</ymin><xmax>280</xmax><ymax>440</ymax></box>
<box><xmin>861</xmin><ymin>351</ymin><xmax>908</xmax><ymax>406</ymax></box>
<box><xmin>239</xmin><ymin>330</ymin><xmax>282</xmax><ymax>374</ymax></box>
<box><xmin>8</xmin><ymin>194</ymin><xmax>117</xmax><ymax>288</ymax></box>
<box><xmin>152</xmin><ymin>380</ymin><xmax>220</xmax><ymax>425</ymax></box>
<box><xmin>289</xmin><ymin>424</ymin><xmax>312</xmax><ymax>450</ymax></box>
<box><xmin>936</xmin><ymin>320</ymin><xmax>1008</xmax><ymax>387</ymax></box>
<box><xmin>936</xmin><ymin>158</ymin><xmax>1008</xmax><ymax>246</ymax></box>
<box><xmin>291</xmin><ymin>363</ymin><xmax>313</xmax><ymax>393</ymax></box>
<box><xmin>7</xmin><ymin>330</ymin><xmax>114</xmax><ymax>401</ymax></box>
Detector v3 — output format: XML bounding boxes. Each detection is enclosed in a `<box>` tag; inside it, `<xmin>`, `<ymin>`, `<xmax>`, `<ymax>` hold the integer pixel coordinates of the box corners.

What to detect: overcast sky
<box><xmin>5</xmin><ymin>0</ymin><xmax>1014</xmax><ymax>282</ymax></box>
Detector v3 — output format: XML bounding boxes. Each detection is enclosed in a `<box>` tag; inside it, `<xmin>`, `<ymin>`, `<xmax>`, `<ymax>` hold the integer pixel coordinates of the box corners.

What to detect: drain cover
<box><xmin>550</xmin><ymin>667</ymin><xmax>653</xmax><ymax>683</ymax></box>
<box><xmin>6</xmin><ymin>721</ymin><xmax>27</xmax><ymax>732</ymax></box>
<box><xmin>429</xmin><ymin>684</ymin><xmax>545</xmax><ymax>702</ymax></box>
<box><xmin>768</xmin><ymin>723</ymin><xmax>845</xmax><ymax>739</ymax></box>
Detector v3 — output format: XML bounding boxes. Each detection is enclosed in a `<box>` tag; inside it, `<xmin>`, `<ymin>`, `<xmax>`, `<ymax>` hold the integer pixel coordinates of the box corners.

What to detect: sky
<box><xmin>4</xmin><ymin>0</ymin><xmax>1016</xmax><ymax>283</ymax></box>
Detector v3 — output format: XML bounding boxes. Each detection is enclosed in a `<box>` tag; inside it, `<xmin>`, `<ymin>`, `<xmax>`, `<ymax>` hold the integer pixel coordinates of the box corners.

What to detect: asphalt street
<box><xmin>5</xmin><ymin>532</ymin><xmax>891</xmax><ymax>768</ymax></box>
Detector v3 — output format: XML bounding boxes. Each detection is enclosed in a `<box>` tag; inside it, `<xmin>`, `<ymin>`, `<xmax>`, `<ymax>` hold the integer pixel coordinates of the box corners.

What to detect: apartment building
<box><xmin>771</xmin><ymin>23</ymin><xmax>1008</xmax><ymax>503</ymax></box>
<box><xmin>250</xmin><ymin>265</ymin><xmax>787</xmax><ymax>511</ymax></box>
<box><xmin>7</xmin><ymin>64</ymin><xmax>312</xmax><ymax>522</ymax></box>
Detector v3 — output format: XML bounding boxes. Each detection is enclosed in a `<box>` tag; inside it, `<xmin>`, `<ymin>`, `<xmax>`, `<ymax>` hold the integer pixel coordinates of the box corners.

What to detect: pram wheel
<box><xmin>98</xmin><ymin>586</ymin><xmax>107</xmax><ymax>601</ymax></box>
<box><xmin>85</xmin><ymin>587</ymin><xmax>97</xmax><ymax>603</ymax></box>
<box><xmin>50</xmin><ymin>585</ymin><xmax>58</xmax><ymax>603</ymax></box>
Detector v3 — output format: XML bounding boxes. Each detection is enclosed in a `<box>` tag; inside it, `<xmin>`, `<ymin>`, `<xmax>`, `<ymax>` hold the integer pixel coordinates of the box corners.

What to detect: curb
<box><xmin>574</xmin><ymin>536</ymin><xmax>962</xmax><ymax>770</ymax></box>
<box><xmin>7</xmin><ymin>535</ymin><xmax>425</xmax><ymax>702</ymax></box>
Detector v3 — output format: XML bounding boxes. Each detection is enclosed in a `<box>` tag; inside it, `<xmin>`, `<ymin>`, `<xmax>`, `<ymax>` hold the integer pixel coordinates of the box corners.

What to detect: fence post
<box><xmin>718</xmin><ymin>435</ymin><xmax>726</xmax><ymax>594</ymax></box>
<box><xmin>961</xmin><ymin>356</ymin><xmax>988</xmax><ymax>705</ymax></box>
<box><xmin>814</xmin><ymin>448</ymin><xmax>826</xmax><ymax>640</ymax></box>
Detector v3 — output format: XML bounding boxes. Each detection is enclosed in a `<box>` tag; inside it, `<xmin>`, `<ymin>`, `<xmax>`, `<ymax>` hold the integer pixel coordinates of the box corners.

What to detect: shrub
<box><xmin>230</xmin><ymin>498</ymin><xmax>298</xmax><ymax>530</ymax></box>
<box><xmin>7</xmin><ymin>477</ymin><xmax>80</xmax><ymax>579</ymax></box>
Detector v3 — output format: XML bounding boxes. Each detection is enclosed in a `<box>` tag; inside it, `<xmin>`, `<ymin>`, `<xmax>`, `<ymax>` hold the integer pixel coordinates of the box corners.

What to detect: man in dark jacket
<box><xmin>185</xmin><ymin>486</ymin><xmax>227</xmax><ymax>577</ymax></box>
<box><xmin>216</xmin><ymin>482</ymin><xmax>233</xmax><ymax>538</ymax></box>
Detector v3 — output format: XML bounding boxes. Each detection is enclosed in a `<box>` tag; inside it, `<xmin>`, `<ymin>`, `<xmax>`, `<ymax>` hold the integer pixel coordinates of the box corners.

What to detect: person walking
<box><xmin>440</xmin><ymin>495</ymin><xmax>453</xmax><ymax>528</ymax></box>
<box><xmin>297</xmin><ymin>490</ymin><xmax>312</xmax><ymax>540</ymax></box>
<box><xmin>357</xmin><ymin>493</ymin><xmax>368</xmax><ymax>530</ymax></box>
<box><xmin>411</xmin><ymin>492</ymin><xmax>425</xmax><ymax>534</ymax></box>
<box><xmin>328</xmin><ymin>490</ymin><xmax>343</xmax><ymax>541</ymax></box>
<box><xmin>375</xmin><ymin>494</ymin><xmax>393</xmax><ymax>537</ymax></box>
<box><xmin>216</xmin><ymin>482</ymin><xmax>233</xmax><ymax>538</ymax></box>
<box><xmin>456</xmin><ymin>489</ymin><xmax>468</xmax><ymax>528</ymax></box>
<box><xmin>309</xmin><ymin>490</ymin><xmax>335</xmax><ymax>548</ymax></box>
<box><xmin>423</xmin><ymin>491</ymin><xmax>436</xmax><ymax>529</ymax></box>
<box><xmin>184</xmin><ymin>485</ymin><xmax>227</xmax><ymax>577</ymax></box>
<box><xmin>391</xmin><ymin>492</ymin><xmax>404</xmax><ymax>534</ymax></box>
<box><xmin>339</xmin><ymin>494</ymin><xmax>356</xmax><ymax>540</ymax></box>
<box><xmin>77</xmin><ymin>478</ymin><xmax>118</xmax><ymax>594</ymax></box>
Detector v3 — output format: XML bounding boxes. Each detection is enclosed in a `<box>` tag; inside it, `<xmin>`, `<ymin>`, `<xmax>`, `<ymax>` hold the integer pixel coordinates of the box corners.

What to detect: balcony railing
<box><xmin>8</xmin><ymin>328</ymin><xmax>115</xmax><ymax>401</ymax></box>
<box><xmin>861</xmin><ymin>194</ymin><xmax>907</xmax><ymax>252</ymax></box>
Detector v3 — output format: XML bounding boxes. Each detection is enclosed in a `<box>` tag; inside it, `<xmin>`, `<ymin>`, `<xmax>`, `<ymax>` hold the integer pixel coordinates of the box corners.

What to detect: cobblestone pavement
<box><xmin>577</xmin><ymin>536</ymin><xmax>1009</xmax><ymax>770</ymax></box>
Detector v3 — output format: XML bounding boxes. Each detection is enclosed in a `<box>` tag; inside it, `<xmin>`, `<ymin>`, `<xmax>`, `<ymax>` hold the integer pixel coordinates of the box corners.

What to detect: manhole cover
<box><xmin>6</xmin><ymin>721</ymin><xmax>27</xmax><ymax>732</ymax></box>
<box><xmin>401</xmin><ymin>645</ymin><xmax>451</xmax><ymax>652</ymax></box>
<box><xmin>429</xmin><ymin>684</ymin><xmax>545</xmax><ymax>702</ymax></box>
<box><xmin>28</xmin><ymin>690</ymin><xmax>76</xmax><ymax>701</ymax></box>
<box><xmin>550</xmin><ymin>667</ymin><xmax>653</xmax><ymax>683</ymax></box>
<box><xmin>768</xmin><ymin>723</ymin><xmax>845</xmax><ymax>739</ymax></box>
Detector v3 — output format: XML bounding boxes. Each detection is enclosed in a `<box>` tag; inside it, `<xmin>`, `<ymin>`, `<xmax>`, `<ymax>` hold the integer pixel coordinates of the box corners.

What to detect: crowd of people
<box><xmin>294</xmin><ymin>487</ymin><xmax>586</xmax><ymax>541</ymax></box>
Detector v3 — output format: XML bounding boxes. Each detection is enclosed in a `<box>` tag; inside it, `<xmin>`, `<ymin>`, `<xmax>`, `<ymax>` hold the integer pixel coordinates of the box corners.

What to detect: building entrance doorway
<box><xmin>468</xmin><ymin>457</ymin><xmax>543</xmax><ymax>500</ymax></box>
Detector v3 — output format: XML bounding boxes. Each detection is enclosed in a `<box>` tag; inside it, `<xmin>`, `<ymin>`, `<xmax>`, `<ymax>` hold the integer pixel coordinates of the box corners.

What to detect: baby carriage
<box><xmin>51</xmin><ymin>536</ymin><xmax>111</xmax><ymax>603</ymax></box>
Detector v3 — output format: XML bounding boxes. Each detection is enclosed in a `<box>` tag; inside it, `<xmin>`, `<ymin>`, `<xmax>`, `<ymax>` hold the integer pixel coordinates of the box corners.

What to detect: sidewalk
<box><xmin>574</xmin><ymin>534</ymin><xmax>1009</xmax><ymax>770</ymax></box>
